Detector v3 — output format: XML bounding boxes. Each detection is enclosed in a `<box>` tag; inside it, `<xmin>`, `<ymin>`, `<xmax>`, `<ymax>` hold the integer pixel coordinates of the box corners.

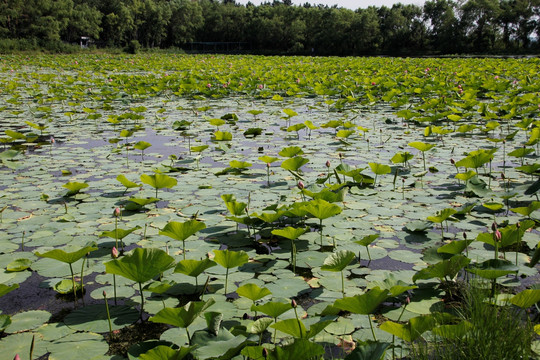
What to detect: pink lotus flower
<box><xmin>113</xmin><ymin>207</ymin><xmax>121</xmax><ymax>217</ymax></box>
<box><xmin>206</xmin><ymin>83</ymin><xmax>212</xmax><ymax>88</ymax></box>
<box><xmin>297</xmin><ymin>181</ymin><xmax>304</xmax><ymax>190</ymax></box>
<box><xmin>258</xmin><ymin>84</ymin><xmax>263</xmax><ymax>89</ymax></box>
<box><xmin>111</xmin><ymin>247</ymin><xmax>119</xmax><ymax>258</ymax></box>
<box><xmin>14</xmin><ymin>355</ymin><xmax>20</xmax><ymax>360</ymax></box>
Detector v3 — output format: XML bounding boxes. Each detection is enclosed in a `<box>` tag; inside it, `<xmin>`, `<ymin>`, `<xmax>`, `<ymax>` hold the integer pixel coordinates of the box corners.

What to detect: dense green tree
<box><xmin>460</xmin><ymin>0</ymin><xmax>501</xmax><ymax>52</ymax></box>
<box><xmin>423</xmin><ymin>0</ymin><xmax>460</xmax><ymax>53</ymax></box>
<box><xmin>167</xmin><ymin>0</ymin><xmax>204</xmax><ymax>46</ymax></box>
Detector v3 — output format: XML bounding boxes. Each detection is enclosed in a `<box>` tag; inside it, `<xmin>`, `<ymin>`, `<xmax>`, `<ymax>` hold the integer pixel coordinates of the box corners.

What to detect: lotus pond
<box><xmin>0</xmin><ymin>54</ymin><xmax>540</xmax><ymax>359</ymax></box>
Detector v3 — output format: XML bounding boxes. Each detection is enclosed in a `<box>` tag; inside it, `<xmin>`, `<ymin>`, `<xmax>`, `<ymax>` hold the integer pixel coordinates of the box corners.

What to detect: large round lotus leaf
<box><xmin>324</xmin><ymin>317</ymin><xmax>357</xmax><ymax>335</ymax></box>
<box><xmin>48</xmin><ymin>332</ymin><xmax>109</xmax><ymax>360</ymax></box>
<box><xmin>265</xmin><ymin>277</ymin><xmax>309</xmax><ymax>298</ymax></box>
<box><xmin>295</xmin><ymin>251</ymin><xmax>328</xmax><ymax>268</ymax></box>
<box><xmin>0</xmin><ymin>332</ymin><xmax>48</xmax><ymax>358</ymax></box>
<box><xmin>36</xmin><ymin>322</ymin><xmax>75</xmax><ymax>341</ymax></box>
<box><xmin>90</xmin><ymin>285</ymin><xmax>136</xmax><ymax>300</ymax></box>
<box><xmin>6</xmin><ymin>310</ymin><xmax>51</xmax><ymax>333</ymax></box>
<box><xmin>387</xmin><ymin>250</ymin><xmax>424</xmax><ymax>264</ymax></box>
<box><xmin>64</xmin><ymin>304</ymin><xmax>138</xmax><ymax>332</ymax></box>
<box><xmin>357</xmin><ymin>245</ymin><xmax>388</xmax><ymax>261</ymax></box>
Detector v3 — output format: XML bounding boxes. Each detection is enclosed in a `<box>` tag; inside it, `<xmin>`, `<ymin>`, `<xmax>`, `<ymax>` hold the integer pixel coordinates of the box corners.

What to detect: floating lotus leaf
<box><xmin>64</xmin><ymin>304</ymin><xmax>138</xmax><ymax>332</ymax></box>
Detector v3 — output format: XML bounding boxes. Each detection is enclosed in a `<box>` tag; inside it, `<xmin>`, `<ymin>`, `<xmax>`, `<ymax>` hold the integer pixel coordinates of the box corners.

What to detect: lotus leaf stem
<box><xmin>104</xmin><ymin>292</ymin><xmax>113</xmax><ymax>338</ymax></box>
<box><xmin>138</xmin><ymin>282</ymin><xmax>144</xmax><ymax>320</ymax></box>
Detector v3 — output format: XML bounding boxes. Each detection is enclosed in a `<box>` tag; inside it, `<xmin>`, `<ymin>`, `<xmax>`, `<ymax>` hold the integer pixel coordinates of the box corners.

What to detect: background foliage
<box><xmin>0</xmin><ymin>0</ymin><xmax>539</xmax><ymax>54</ymax></box>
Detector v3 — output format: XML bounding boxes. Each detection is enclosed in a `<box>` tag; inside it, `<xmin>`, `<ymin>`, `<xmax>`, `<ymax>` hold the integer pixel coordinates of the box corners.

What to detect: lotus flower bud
<box><xmin>463</xmin><ymin>232</ymin><xmax>467</xmax><ymax>240</ymax></box>
<box><xmin>111</xmin><ymin>247</ymin><xmax>119</xmax><ymax>258</ymax></box>
<box><xmin>242</xmin><ymin>312</ymin><xmax>249</xmax><ymax>320</ymax></box>
<box><xmin>291</xmin><ymin>299</ymin><xmax>297</xmax><ymax>308</ymax></box>
<box><xmin>262</xmin><ymin>348</ymin><xmax>269</xmax><ymax>358</ymax></box>
<box><xmin>297</xmin><ymin>181</ymin><xmax>304</xmax><ymax>190</ymax></box>
<box><xmin>50</xmin><ymin>136</ymin><xmax>55</xmax><ymax>144</ymax></box>
<box><xmin>491</xmin><ymin>222</ymin><xmax>498</xmax><ymax>232</ymax></box>
<box><xmin>14</xmin><ymin>355</ymin><xmax>21</xmax><ymax>360</ymax></box>
<box><xmin>406</xmin><ymin>296</ymin><xmax>410</xmax><ymax>305</ymax></box>
<box><xmin>494</xmin><ymin>229</ymin><xmax>502</xmax><ymax>242</ymax></box>
<box><xmin>113</xmin><ymin>207</ymin><xmax>121</xmax><ymax>217</ymax></box>
<box><xmin>516</xmin><ymin>222</ymin><xmax>520</xmax><ymax>229</ymax></box>
<box><xmin>267</xmin><ymin>163</ymin><xmax>270</xmax><ymax>168</ymax></box>
<box><xmin>326</xmin><ymin>160</ymin><xmax>331</xmax><ymax>168</ymax></box>
<box><xmin>450</xmin><ymin>158</ymin><xmax>455</xmax><ymax>165</ymax></box>
<box><xmin>103</xmin><ymin>290</ymin><xmax>107</xmax><ymax>297</ymax></box>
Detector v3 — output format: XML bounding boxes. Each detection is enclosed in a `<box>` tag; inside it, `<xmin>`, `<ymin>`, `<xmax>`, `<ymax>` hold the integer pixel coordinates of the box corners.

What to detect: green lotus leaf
<box><xmin>6</xmin><ymin>258</ymin><xmax>32</xmax><ymax>272</ymax></box>
<box><xmin>139</xmin><ymin>345</ymin><xmax>194</xmax><ymax>360</ymax></box>
<box><xmin>213</xmin><ymin>130</ymin><xmax>232</xmax><ymax>141</ymax></box>
<box><xmin>251</xmin><ymin>301</ymin><xmax>292</xmax><ymax>318</ymax></box>
<box><xmin>104</xmin><ymin>247</ymin><xmax>175</xmax><ymax>284</ymax></box>
<box><xmin>510</xmin><ymin>289</ymin><xmax>540</xmax><ymax>309</ymax></box>
<box><xmin>321</xmin><ymin>250</ymin><xmax>356</xmax><ymax>272</ymax></box>
<box><xmin>62</xmin><ymin>181</ymin><xmax>89</xmax><ymax>196</ymax></box>
<box><xmin>250</xmin><ymin>317</ymin><xmax>274</xmax><ymax>334</ymax></box>
<box><xmin>380</xmin><ymin>313</ymin><xmax>454</xmax><ymax>342</ymax></box>
<box><xmin>408</xmin><ymin>141</ymin><xmax>435</xmax><ymax>152</ymax></box>
<box><xmin>149</xmin><ymin>299</ymin><xmax>216</xmax><ymax>328</ymax></box>
<box><xmin>281</xmin><ymin>156</ymin><xmax>309</xmax><ymax>172</ymax></box>
<box><xmin>278</xmin><ymin>146</ymin><xmax>303</xmax><ymax>158</ymax></box>
<box><xmin>303</xmin><ymin>199</ymin><xmax>342</xmax><ymax>221</ymax></box>
<box><xmin>427</xmin><ymin>208</ymin><xmax>457</xmax><ymax>224</ymax></box>
<box><xmin>160</xmin><ymin>220</ymin><xmax>206</xmax><ymax>242</ymax></box>
<box><xmin>191</xmin><ymin>145</ymin><xmax>209</xmax><ymax>153</ymax></box>
<box><xmin>236</xmin><ymin>283</ymin><xmax>272</xmax><ymax>302</ymax></box>
<box><xmin>412</xmin><ymin>255</ymin><xmax>470</xmax><ymax>282</ymax></box>
<box><xmin>134</xmin><ymin>140</ymin><xmax>152</xmax><ymax>151</ymax></box>
<box><xmin>369</xmin><ymin>273</ymin><xmax>417</xmax><ymax>297</ymax></box>
<box><xmin>229</xmin><ymin>160</ymin><xmax>252</xmax><ymax>169</ymax></box>
<box><xmin>36</xmin><ymin>243</ymin><xmax>97</xmax><ymax>264</ymax></box>
<box><xmin>431</xmin><ymin>321</ymin><xmax>473</xmax><ymax>339</ymax></box>
<box><xmin>271</xmin><ymin>226</ymin><xmax>308</xmax><ymax>240</ymax></box>
<box><xmin>141</xmin><ymin>173</ymin><xmax>177</xmax><ymax>197</ymax></box>
<box><xmin>344</xmin><ymin>340</ymin><xmax>390</xmax><ymax>360</ymax></box>
<box><xmin>391</xmin><ymin>151</ymin><xmax>414</xmax><ymax>164</ymax></box>
<box><xmin>54</xmin><ymin>279</ymin><xmax>81</xmax><ymax>294</ymax></box>
<box><xmin>511</xmin><ymin>201</ymin><xmax>540</xmax><ymax>217</ymax></box>
<box><xmin>213</xmin><ymin>249</ymin><xmax>249</xmax><ymax>269</ymax></box>
<box><xmin>354</xmin><ymin>234</ymin><xmax>379</xmax><ymax>247</ymax></box>
<box><xmin>100</xmin><ymin>225</ymin><xmax>141</xmax><ymax>240</ymax></box>
<box><xmin>0</xmin><ymin>283</ymin><xmax>19</xmax><ymax>297</ymax></box>
<box><xmin>282</xmin><ymin>108</ymin><xmax>298</xmax><ymax>118</ymax></box>
<box><xmin>368</xmin><ymin>162</ymin><xmax>391</xmax><ymax>175</ymax></box>
<box><xmin>0</xmin><ymin>314</ymin><xmax>11</xmax><ymax>331</ymax></box>
<box><xmin>209</xmin><ymin>118</ymin><xmax>226</xmax><ymax>127</ymax></box>
<box><xmin>334</xmin><ymin>287</ymin><xmax>389</xmax><ymax>315</ymax></box>
<box><xmin>175</xmin><ymin>258</ymin><xmax>217</xmax><ymax>278</ymax></box>
<box><xmin>258</xmin><ymin>155</ymin><xmax>279</xmax><ymax>164</ymax></box>
<box><xmin>116</xmin><ymin>174</ymin><xmax>141</xmax><ymax>190</ymax></box>
<box><xmin>437</xmin><ymin>240</ymin><xmax>474</xmax><ymax>255</ymax></box>
<box><xmin>467</xmin><ymin>259</ymin><xmax>518</xmax><ymax>279</ymax></box>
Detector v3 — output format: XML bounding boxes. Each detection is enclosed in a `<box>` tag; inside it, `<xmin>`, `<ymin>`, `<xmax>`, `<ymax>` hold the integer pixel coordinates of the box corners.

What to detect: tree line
<box><xmin>0</xmin><ymin>0</ymin><xmax>539</xmax><ymax>55</ymax></box>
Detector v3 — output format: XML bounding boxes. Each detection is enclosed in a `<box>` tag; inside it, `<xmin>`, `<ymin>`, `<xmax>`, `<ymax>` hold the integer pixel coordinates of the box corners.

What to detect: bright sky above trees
<box><xmin>237</xmin><ymin>0</ymin><xmax>426</xmax><ymax>10</ymax></box>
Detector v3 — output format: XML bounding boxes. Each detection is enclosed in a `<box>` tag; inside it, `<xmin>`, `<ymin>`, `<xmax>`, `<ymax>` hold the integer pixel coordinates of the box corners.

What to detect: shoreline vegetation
<box><xmin>0</xmin><ymin>0</ymin><xmax>540</xmax><ymax>55</ymax></box>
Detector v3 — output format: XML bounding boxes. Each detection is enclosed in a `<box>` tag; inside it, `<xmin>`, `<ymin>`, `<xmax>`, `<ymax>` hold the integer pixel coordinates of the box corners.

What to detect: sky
<box><xmin>235</xmin><ymin>0</ymin><xmax>426</xmax><ymax>10</ymax></box>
